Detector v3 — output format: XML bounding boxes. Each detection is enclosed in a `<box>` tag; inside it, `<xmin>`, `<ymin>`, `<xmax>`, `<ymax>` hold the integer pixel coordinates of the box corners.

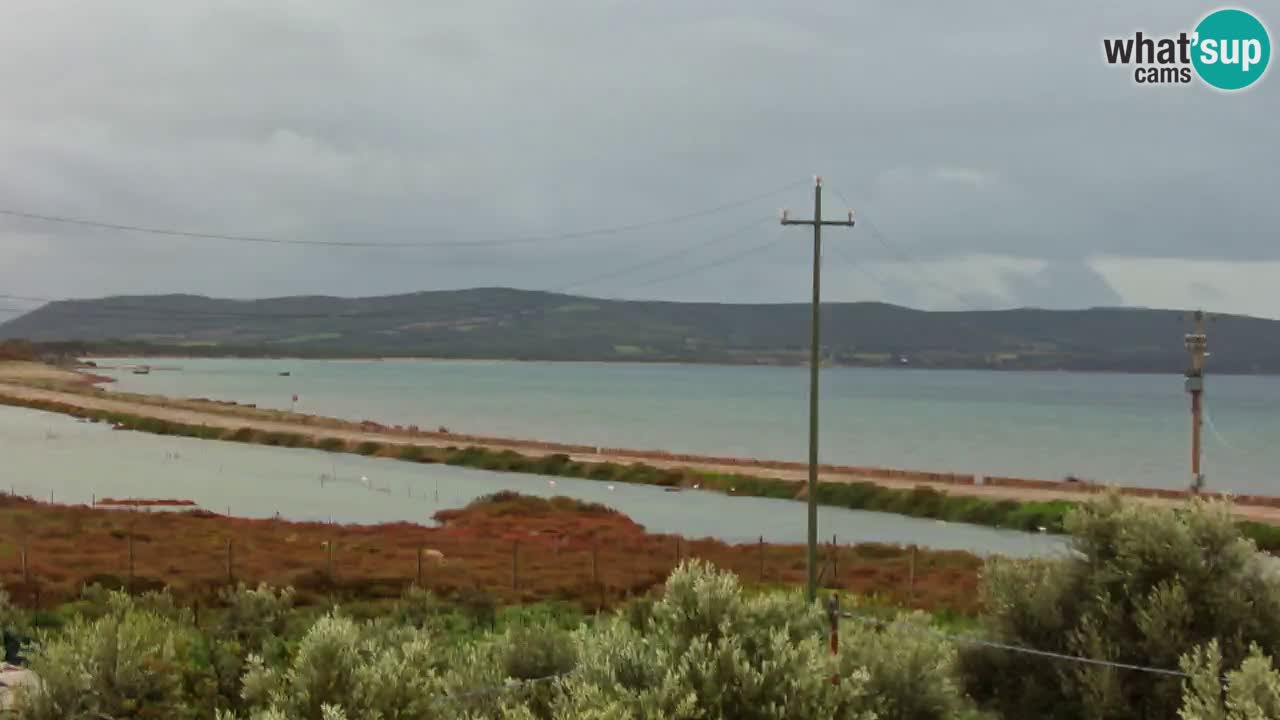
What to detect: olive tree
<box><xmin>960</xmin><ymin>494</ymin><xmax>1280</xmax><ymax>720</ymax></box>
<box><xmin>1179</xmin><ymin>640</ymin><xmax>1280</xmax><ymax>720</ymax></box>
<box><xmin>553</xmin><ymin>559</ymin><xmax>878</xmax><ymax>720</ymax></box>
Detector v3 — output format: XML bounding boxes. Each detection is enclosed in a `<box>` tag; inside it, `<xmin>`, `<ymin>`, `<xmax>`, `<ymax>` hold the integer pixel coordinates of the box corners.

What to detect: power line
<box><xmin>840</xmin><ymin>611</ymin><xmax>1194</xmax><ymax>680</ymax></box>
<box><xmin>613</xmin><ymin>231</ymin><xmax>786</xmax><ymax>290</ymax></box>
<box><xmin>825</xmin><ymin>187</ymin><xmax>977</xmax><ymax>309</ymax></box>
<box><xmin>0</xmin><ymin>180</ymin><xmax>805</xmax><ymax>251</ymax></box>
<box><xmin>826</xmin><ymin>241</ymin><xmax>896</xmax><ymax>291</ymax></box>
<box><xmin>0</xmin><ymin>219</ymin><xmax>774</xmax><ymax>324</ymax></box>
<box><xmin>554</xmin><ymin>217</ymin><xmax>768</xmax><ymax>293</ymax></box>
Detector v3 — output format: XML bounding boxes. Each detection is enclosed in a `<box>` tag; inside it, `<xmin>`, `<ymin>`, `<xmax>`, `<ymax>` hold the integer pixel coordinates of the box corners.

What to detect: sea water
<box><xmin>96</xmin><ymin>358</ymin><xmax>1280</xmax><ymax>494</ymax></box>
<box><xmin>0</xmin><ymin>404</ymin><xmax>1062</xmax><ymax>556</ymax></box>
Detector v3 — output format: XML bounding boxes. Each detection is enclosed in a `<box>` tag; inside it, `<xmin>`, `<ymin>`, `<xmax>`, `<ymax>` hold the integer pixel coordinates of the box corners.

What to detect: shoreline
<box><xmin>3</xmin><ymin>363</ymin><xmax>1280</xmax><ymax>532</ymax></box>
<box><xmin>75</xmin><ymin>353</ymin><xmax>1280</xmax><ymax>377</ymax></box>
<box><xmin>53</xmin><ymin>367</ymin><xmax>1278</xmax><ymax>510</ymax></box>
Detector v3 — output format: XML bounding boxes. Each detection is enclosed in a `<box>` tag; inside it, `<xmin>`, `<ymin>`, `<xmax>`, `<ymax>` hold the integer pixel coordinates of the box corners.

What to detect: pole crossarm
<box><xmin>780</xmin><ymin>219</ymin><xmax>856</xmax><ymax>227</ymax></box>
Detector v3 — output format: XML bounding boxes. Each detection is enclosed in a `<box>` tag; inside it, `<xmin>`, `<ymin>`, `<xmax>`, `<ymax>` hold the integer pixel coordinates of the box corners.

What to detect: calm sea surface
<box><xmin>0</xmin><ymin>405</ymin><xmax>1060</xmax><ymax>556</ymax></box>
<box><xmin>96</xmin><ymin>358</ymin><xmax>1280</xmax><ymax>494</ymax></box>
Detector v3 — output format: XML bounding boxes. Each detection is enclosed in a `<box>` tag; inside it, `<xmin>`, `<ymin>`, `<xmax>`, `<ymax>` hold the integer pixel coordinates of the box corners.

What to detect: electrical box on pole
<box><xmin>1185</xmin><ymin>310</ymin><xmax>1208</xmax><ymax>492</ymax></box>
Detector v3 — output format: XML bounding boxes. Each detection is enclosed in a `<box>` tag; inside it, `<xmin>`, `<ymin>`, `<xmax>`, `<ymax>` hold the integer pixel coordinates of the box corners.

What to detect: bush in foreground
<box><xmin>20</xmin><ymin>561</ymin><xmax>972</xmax><ymax>720</ymax></box>
<box><xmin>961</xmin><ymin>493</ymin><xmax>1280</xmax><ymax>720</ymax></box>
<box><xmin>16</xmin><ymin>589</ymin><xmax>212</xmax><ymax>719</ymax></box>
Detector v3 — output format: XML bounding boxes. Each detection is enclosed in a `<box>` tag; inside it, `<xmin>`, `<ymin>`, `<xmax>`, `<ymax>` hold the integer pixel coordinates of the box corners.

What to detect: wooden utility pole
<box><xmin>1185</xmin><ymin>310</ymin><xmax>1208</xmax><ymax>492</ymax></box>
<box><xmin>781</xmin><ymin>176</ymin><xmax>856</xmax><ymax>602</ymax></box>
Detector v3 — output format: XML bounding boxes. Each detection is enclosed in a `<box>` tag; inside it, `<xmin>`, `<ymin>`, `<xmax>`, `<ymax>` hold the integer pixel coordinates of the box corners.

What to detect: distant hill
<box><xmin>2</xmin><ymin>288</ymin><xmax>1276</xmax><ymax>373</ymax></box>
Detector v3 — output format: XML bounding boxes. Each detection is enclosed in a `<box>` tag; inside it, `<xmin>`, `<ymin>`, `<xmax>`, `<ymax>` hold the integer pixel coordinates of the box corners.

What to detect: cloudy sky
<box><xmin>0</xmin><ymin>1</ymin><xmax>1276</xmax><ymax>319</ymax></box>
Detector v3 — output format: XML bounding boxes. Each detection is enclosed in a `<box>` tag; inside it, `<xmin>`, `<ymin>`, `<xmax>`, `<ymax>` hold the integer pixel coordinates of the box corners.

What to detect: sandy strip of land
<box><xmin>3</xmin><ymin>365</ymin><xmax>1279</xmax><ymax>525</ymax></box>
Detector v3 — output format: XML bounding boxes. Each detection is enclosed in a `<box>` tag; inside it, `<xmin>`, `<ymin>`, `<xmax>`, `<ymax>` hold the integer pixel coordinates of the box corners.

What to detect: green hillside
<box><xmin>2</xmin><ymin>288</ymin><xmax>1276</xmax><ymax>373</ymax></box>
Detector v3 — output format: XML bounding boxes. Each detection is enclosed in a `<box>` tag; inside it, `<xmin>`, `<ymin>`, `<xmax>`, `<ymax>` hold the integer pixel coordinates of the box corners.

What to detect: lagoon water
<box><xmin>0</xmin><ymin>405</ymin><xmax>1061</xmax><ymax>557</ymax></box>
<box><xmin>96</xmin><ymin>358</ymin><xmax>1280</xmax><ymax>495</ymax></box>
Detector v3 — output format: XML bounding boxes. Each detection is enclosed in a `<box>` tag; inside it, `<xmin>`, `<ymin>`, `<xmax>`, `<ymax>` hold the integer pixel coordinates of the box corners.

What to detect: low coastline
<box><xmin>3</xmin><ymin>361</ymin><xmax>1280</xmax><ymax>552</ymax></box>
<box><xmin>75</xmin><ymin>352</ymin><xmax>1262</xmax><ymax>376</ymax></box>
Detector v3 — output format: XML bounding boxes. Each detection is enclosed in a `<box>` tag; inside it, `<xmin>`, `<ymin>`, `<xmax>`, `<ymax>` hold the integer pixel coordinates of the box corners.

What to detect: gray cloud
<box><xmin>0</xmin><ymin>1</ymin><xmax>1275</xmax><ymax>316</ymax></box>
<box><xmin>1003</xmin><ymin>261</ymin><xmax>1125</xmax><ymax>309</ymax></box>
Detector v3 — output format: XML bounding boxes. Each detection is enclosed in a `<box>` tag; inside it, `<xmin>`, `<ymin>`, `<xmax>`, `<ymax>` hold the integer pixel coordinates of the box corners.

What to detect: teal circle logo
<box><xmin>1192</xmin><ymin>9</ymin><xmax>1271</xmax><ymax>90</ymax></box>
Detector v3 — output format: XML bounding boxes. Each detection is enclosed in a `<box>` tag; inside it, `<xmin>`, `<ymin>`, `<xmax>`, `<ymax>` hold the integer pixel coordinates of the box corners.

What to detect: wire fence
<box><xmin>0</xmin><ymin>490</ymin><xmax>1226</xmax><ymax>708</ymax></box>
<box><xmin>0</xmin><ymin>491</ymin><xmax>971</xmax><ymax>613</ymax></box>
<box><xmin>334</xmin><ymin>600</ymin><xmax>1210</xmax><ymax>710</ymax></box>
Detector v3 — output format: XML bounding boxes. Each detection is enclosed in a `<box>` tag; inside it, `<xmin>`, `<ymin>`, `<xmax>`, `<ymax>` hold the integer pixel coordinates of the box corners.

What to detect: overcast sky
<box><xmin>0</xmin><ymin>1</ymin><xmax>1276</xmax><ymax>319</ymax></box>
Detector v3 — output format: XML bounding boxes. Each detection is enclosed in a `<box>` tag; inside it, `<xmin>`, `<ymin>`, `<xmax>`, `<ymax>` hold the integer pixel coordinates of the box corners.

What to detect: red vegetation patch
<box><xmin>432</xmin><ymin>492</ymin><xmax>638</xmax><ymax>547</ymax></box>
<box><xmin>96</xmin><ymin>498</ymin><xmax>198</xmax><ymax>507</ymax></box>
<box><xmin>0</xmin><ymin>492</ymin><xmax>981</xmax><ymax>615</ymax></box>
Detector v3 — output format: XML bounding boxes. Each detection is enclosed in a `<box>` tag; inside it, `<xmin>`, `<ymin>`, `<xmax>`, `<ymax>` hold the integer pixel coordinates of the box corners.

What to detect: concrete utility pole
<box><xmin>781</xmin><ymin>176</ymin><xmax>855</xmax><ymax>602</ymax></box>
<box><xmin>1185</xmin><ymin>310</ymin><xmax>1208</xmax><ymax>492</ymax></box>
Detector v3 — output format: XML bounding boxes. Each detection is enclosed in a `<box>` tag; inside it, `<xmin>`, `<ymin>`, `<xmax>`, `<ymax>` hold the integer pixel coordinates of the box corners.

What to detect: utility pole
<box><xmin>781</xmin><ymin>176</ymin><xmax>855</xmax><ymax>602</ymax></box>
<box><xmin>1185</xmin><ymin>310</ymin><xmax>1208</xmax><ymax>492</ymax></box>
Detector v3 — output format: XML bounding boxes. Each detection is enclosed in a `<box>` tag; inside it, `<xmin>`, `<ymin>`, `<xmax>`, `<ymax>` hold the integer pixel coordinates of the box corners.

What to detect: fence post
<box><xmin>512</xmin><ymin>540</ymin><xmax>519</xmax><ymax>591</ymax></box>
<box><xmin>592</xmin><ymin>543</ymin><xmax>601</xmax><ymax>610</ymax></box>
<box><xmin>327</xmin><ymin>539</ymin><xmax>335</xmax><ymax>583</ymax></box>
<box><xmin>908</xmin><ymin>544</ymin><xmax>917</xmax><ymax>605</ymax></box>
<box><xmin>20</xmin><ymin>542</ymin><xmax>28</xmax><ymax>585</ymax></box>
<box><xmin>225</xmin><ymin>538</ymin><xmax>234</xmax><ymax>584</ymax></box>
<box><xmin>675</xmin><ymin>537</ymin><xmax>681</xmax><ymax>567</ymax></box>
<box><xmin>827</xmin><ymin>593</ymin><xmax>841</xmax><ymax>685</ymax></box>
<box><xmin>127</xmin><ymin>532</ymin><xmax>135</xmax><ymax>593</ymax></box>
<box><xmin>416</xmin><ymin>546</ymin><xmax>423</xmax><ymax>587</ymax></box>
<box><xmin>758</xmin><ymin>535</ymin><xmax>765</xmax><ymax>583</ymax></box>
<box><xmin>591</xmin><ymin>543</ymin><xmax>599</xmax><ymax>586</ymax></box>
<box><xmin>832</xmin><ymin>534</ymin><xmax>839</xmax><ymax>588</ymax></box>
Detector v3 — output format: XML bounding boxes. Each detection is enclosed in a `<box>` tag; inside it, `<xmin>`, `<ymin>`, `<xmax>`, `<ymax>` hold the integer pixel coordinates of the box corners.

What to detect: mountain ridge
<box><xmin>2</xmin><ymin>288</ymin><xmax>1276</xmax><ymax>373</ymax></box>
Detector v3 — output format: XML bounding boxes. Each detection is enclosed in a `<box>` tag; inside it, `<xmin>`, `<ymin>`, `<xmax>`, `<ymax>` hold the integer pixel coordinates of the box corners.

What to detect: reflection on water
<box><xmin>0</xmin><ymin>405</ymin><xmax>1063</xmax><ymax>557</ymax></box>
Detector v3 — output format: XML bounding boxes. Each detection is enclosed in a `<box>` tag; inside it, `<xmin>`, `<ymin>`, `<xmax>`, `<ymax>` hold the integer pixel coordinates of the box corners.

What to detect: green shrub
<box><xmin>1240</xmin><ymin>521</ymin><xmax>1280</xmax><ymax>553</ymax></box>
<box><xmin>501</xmin><ymin>623</ymin><xmax>577</xmax><ymax>718</ymax></box>
<box><xmin>316</xmin><ymin>437</ymin><xmax>347</xmax><ymax>452</ymax></box>
<box><xmin>555</xmin><ymin>560</ymin><xmax>876</xmax><ymax>720</ymax></box>
<box><xmin>228</xmin><ymin>427</ymin><xmax>256</xmax><ymax>443</ymax></box>
<box><xmin>587</xmin><ymin>463</ymin><xmax>623</xmax><ymax>481</ymax></box>
<box><xmin>839</xmin><ymin>609</ymin><xmax>975</xmax><ymax>720</ymax></box>
<box><xmin>397</xmin><ymin>445</ymin><xmax>425</xmax><ymax>461</ymax></box>
<box><xmin>354</xmin><ymin>441</ymin><xmax>383</xmax><ymax>456</ymax></box>
<box><xmin>532</xmin><ymin>453</ymin><xmax>572</xmax><ymax>475</ymax></box>
<box><xmin>217</xmin><ymin>583</ymin><xmax>295</xmax><ymax>655</ymax></box>
<box><xmin>15</xmin><ymin>592</ymin><xmax>212</xmax><ymax>719</ymax></box>
<box><xmin>455</xmin><ymin>587</ymin><xmax>498</xmax><ymax>630</ymax></box>
<box><xmin>445</xmin><ymin>447</ymin><xmax>488</xmax><ymax>466</ymax></box>
<box><xmin>260</xmin><ymin>432</ymin><xmax>305</xmax><ymax>447</ymax></box>
<box><xmin>961</xmin><ymin>493</ymin><xmax>1280</xmax><ymax>720</ymax></box>
<box><xmin>1179</xmin><ymin>640</ymin><xmax>1280</xmax><ymax>719</ymax></box>
<box><xmin>238</xmin><ymin>612</ymin><xmax>444</xmax><ymax>720</ymax></box>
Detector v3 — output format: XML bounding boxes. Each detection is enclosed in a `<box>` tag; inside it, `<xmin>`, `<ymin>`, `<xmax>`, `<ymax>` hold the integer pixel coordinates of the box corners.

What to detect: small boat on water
<box><xmin>278</xmin><ymin>371</ymin><xmax>291</xmax><ymax>377</ymax></box>
<box><xmin>132</xmin><ymin>365</ymin><xmax>151</xmax><ymax>375</ymax></box>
